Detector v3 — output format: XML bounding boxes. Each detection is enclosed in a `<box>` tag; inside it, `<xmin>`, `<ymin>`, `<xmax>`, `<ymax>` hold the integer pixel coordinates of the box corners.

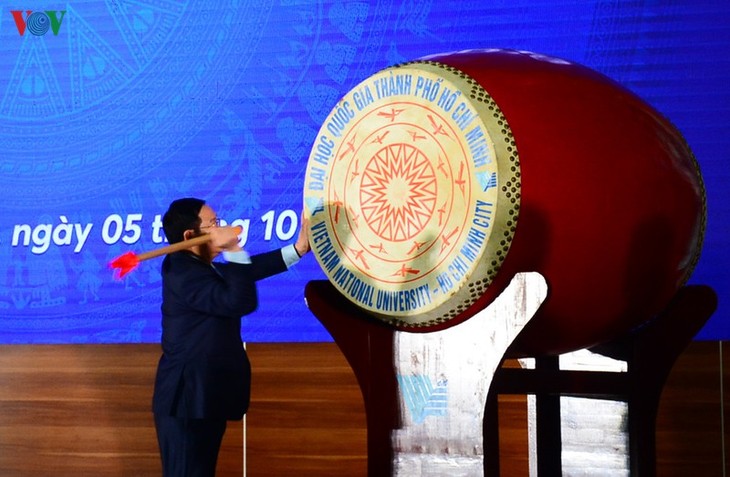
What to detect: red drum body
<box><xmin>305</xmin><ymin>49</ymin><xmax>706</xmax><ymax>356</ymax></box>
<box><xmin>427</xmin><ymin>49</ymin><xmax>705</xmax><ymax>356</ymax></box>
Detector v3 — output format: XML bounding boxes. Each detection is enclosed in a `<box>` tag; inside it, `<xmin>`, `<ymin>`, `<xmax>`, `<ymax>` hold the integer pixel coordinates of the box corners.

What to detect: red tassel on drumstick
<box><xmin>109</xmin><ymin>225</ymin><xmax>243</xmax><ymax>279</ymax></box>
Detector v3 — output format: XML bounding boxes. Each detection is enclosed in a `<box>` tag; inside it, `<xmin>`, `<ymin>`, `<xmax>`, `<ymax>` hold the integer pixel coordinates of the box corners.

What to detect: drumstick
<box><xmin>109</xmin><ymin>226</ymin><xmax>243</xmax><ymax>279</ymax></box>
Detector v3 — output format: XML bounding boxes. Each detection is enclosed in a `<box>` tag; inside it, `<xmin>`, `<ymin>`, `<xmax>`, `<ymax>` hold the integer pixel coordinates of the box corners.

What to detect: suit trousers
<box><xmin>154</xmin><ymin>414</ymin><xmax>227</xmax><ymax>477</ymax></box>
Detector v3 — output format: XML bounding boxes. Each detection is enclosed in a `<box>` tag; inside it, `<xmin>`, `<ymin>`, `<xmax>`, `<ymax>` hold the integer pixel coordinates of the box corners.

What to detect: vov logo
<box><xmin>10</xmin><ymin>10</ymin><xmax>66</xmax><ymax>36</ymax></box>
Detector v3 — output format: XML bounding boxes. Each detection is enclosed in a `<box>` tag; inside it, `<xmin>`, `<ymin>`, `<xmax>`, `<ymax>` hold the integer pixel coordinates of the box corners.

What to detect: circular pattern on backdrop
<box><xmin>0</xmin><ymin>1</ymin><xmax>274</xmax><ymax>337</ymax></box>
<box><xmin>304</xmin><ymin>61</ymin><xmax>521</xmax><ymax>328</ymax></box>
<box><xmin>0</xmin><ymin>0</ymin><xmax>271</xmax><ymax>209</ymax></box>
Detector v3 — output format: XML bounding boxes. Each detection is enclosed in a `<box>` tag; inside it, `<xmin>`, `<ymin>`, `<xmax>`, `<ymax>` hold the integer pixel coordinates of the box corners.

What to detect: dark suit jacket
<box><xmin>152</xmin><ymin>249</ymin><xmax>288</xmax><ymax>421</ymax></box>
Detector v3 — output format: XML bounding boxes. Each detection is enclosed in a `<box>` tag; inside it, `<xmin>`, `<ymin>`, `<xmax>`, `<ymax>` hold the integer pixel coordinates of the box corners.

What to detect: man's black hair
<box><xmin>162</xmin><ymin>198</ymin><xmax>205</xmax><ymax>244</ymax></box>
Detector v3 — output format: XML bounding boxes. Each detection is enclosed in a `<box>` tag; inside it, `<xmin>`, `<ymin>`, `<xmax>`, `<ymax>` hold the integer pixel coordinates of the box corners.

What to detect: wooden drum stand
<box><xmin>305</xmin><ymin>274</ymin><xmax>716</xmax><ymax>477</ymax></box>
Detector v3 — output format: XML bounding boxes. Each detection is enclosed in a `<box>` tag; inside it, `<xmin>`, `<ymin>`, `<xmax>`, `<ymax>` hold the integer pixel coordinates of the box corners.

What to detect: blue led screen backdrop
<box><xmin>0</xmin><ymin>1</ymin><xmax>727</xmax><ymax>344</ymax></box>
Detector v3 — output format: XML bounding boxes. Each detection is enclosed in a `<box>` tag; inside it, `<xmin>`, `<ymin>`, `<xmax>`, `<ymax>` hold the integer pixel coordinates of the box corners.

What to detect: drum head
<box><xmin>304</xmin><ymin>61</ymin><xmax>520</xmax><ymax>328</ymax></box>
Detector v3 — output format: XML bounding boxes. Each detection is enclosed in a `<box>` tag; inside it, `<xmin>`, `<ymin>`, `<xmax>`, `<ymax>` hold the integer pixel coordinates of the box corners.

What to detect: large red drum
<box><xmin>304</xmin><ymin>49</ymin><xmax>706</xmax><ymax>356</ymax></box>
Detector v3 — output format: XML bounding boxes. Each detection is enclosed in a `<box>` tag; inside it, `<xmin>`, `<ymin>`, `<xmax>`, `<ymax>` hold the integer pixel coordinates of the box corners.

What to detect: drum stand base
<box><xmin>305</xmin><ymin>278</ymin><xmax>716</xmax><ymax>477</ymax></box>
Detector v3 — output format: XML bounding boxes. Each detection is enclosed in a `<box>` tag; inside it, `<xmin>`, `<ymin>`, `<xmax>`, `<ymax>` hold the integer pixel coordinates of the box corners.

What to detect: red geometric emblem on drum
<box><xmin>360</xmin><ymin>143</ymin><xmax>437</xmax><ymax>243</ymax></box>
<box><xmin>332</xmin><ymin>102</ymin><xmax>475</xmax><ymax>285</ymax></box>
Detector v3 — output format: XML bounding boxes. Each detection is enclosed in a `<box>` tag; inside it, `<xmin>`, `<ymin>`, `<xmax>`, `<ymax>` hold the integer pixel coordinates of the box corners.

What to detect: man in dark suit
<box><xmin>152</xmin><ymin>197</ymin><xmax>310</xmax><ymax>476</ymax></box>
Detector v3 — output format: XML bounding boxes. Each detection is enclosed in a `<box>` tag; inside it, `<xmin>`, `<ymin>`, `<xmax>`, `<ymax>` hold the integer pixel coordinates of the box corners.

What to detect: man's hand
<box><xmin>207</xmin><ymin>226</ymin><xmax>243</xmax><ymax>253</ymax></box>
<box><xmin>294</xmin><ymin>212</ymin><xmax>311</xmax><ymax>257</ymax></box>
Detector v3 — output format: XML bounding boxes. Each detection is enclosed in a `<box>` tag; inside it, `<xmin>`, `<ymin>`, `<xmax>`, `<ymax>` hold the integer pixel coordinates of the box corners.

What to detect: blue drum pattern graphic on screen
<box><xmin>0</xmin><ymin>1</ymin><xmax>727</xmax><ymax>343</ymax></box>
<box><xmin>0</xmin><ymin>1</ymin><xmax>274</xmax><ymax>342</ymax></box>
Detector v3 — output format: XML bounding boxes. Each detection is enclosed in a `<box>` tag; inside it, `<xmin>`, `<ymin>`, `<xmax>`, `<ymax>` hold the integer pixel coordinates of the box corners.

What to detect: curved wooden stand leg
<box><xmin>485</xmin><ymin>285</ymin><xmax>717</xmax><ymax>477</ymax></box>
<box><xmin>305</xmin><ymin>280</ymin><xmax>399</xmax><ymax>476</ymax></box>
<box><xmin>595</xmin><ymin>284</ymin><xmax>718</xmax><ymax>476</ymax></box>
<box><xmin>305</xmin><ymin>272</ymin><xmax>548</xmax><ymax>476</ymax></box>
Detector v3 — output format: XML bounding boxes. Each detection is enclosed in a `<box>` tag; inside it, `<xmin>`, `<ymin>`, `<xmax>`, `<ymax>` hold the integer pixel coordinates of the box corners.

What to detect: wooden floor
<box><xmin>0</xmin><ymin>341</ymin><xmax>725</xmax><ymax>476</ymax></box>
<box><xmin>245</xmin><ymin>343</ymin><xmax>367</xmax><ymax>477</ymax></box>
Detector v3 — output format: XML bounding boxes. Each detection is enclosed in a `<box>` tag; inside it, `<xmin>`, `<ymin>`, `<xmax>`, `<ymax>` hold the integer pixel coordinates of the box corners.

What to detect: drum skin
<box><xmin>409</xmin><ymin>49</ymin><xmax>706</xmax><ymax>356</ymax></box>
